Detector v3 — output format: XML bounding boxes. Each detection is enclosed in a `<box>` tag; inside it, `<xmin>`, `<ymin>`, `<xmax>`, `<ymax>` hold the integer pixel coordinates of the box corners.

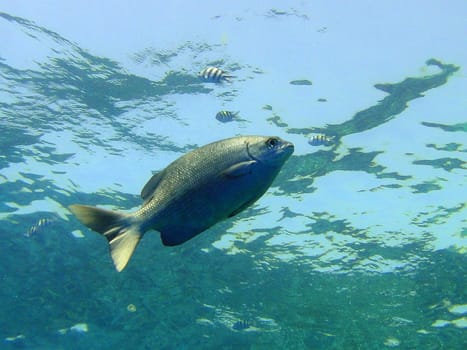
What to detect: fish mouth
<box><xmin>282</xmin><ymin>141</ymin><xmax>294</xmax><ymax>153</ymax></box>
<box><xmin>272</xmin><ymin>141</ymin><xmax>294</xmax><ymax>166</ymax></box>
<box><xmin>279</xmin><ymin>141</ymin><xmax>295</xmax><ymax>158</ymax></box>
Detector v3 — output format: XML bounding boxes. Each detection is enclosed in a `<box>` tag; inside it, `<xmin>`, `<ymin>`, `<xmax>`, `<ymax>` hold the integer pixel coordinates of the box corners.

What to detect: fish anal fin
<box><xmin>160</xmin><ymin>229</ymin><xmax>199</xmax><ymax>246</ymax></box>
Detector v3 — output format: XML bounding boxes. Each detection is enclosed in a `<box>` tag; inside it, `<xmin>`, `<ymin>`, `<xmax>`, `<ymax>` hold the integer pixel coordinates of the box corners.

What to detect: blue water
<box><xmin>1</xmin><ymin>1</ymin><xmax>466</xmax><ymax>349</ymax></box>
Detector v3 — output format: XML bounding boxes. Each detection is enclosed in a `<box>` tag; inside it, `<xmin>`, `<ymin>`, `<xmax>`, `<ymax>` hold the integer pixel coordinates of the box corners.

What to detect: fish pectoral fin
<box><xmin>222</xmin><ymin>161</ymin><xmax>256</xmax><ymax>178</ymax></box>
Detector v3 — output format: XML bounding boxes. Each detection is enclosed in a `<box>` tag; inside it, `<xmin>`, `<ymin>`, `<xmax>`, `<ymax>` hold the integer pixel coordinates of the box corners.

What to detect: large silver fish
<box><xmin>69</xmin><ymin>136</ymin><xmax>294</xmax><ymax>271</ymax></box>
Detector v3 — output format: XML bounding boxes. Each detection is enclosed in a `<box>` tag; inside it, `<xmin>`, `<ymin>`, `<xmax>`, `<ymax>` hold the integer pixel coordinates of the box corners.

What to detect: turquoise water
<box><xmin>1</xmin><ymin>2</ymin><xmax>466</xmax><ymax>349</ymax></box>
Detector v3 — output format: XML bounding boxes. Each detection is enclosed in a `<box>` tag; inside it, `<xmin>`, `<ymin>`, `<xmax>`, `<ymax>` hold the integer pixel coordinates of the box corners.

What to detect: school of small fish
<box><xmin>21</xmin><ymin>60</ymin><xmax>331</xmax><ymax>272</ymax></box>
<box><xmin>63</xmin><ymin>61</ymin><xmax>341</xmax><ymax>271</ymax></box>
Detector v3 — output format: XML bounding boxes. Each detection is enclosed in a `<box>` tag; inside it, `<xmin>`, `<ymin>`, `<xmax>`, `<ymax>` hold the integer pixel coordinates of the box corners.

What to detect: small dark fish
<box><xmin>216</xmin><ymin>111</ymin><xmax>238</xmax><ymax>123</ymax></box>
<box><xmin>308</xmin><ymin>134</ymin><xmax>333</xmax><ymax>146</ymax></box>
<box><xmin>289</xmin><ymin>79</ymin><xmax>312</xmax><ymax>86</ymax></box>
<box><xmin>232</xmin><ymin>320</ymin><xmax>250</xmax><ymax>331</ymax></box>
<box><xmin>25</xmin><ymin>218</ymin><xmax>55</xmax><ymax>237</ymax></box>
<box><xmin>199</xmin><ymin>67</ymin><xmax>233</xmax><ymax>83</ymax></box>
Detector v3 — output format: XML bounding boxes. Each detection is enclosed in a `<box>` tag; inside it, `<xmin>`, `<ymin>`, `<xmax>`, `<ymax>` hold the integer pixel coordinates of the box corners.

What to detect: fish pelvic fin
<box><xmin>69</xmin><ymin>204</ymin><xmax>142</xmax><ymax>272</ymax></box>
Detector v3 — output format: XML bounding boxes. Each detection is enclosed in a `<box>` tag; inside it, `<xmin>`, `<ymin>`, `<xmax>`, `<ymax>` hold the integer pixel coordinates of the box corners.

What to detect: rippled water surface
<box><xmin>1</xmin><ymin>2</ymin><xmax>466</xmax><ymax>349</ymax></box>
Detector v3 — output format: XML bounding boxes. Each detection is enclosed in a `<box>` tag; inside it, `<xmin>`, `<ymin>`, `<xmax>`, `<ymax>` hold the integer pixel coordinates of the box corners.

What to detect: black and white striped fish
<box><xmin>232</xmin><ymin>320</ymin><xmax>250</xmax><ymax>331</ymax></box>
<box><xmin>308</xmin><ymin>134</ymin><xmax>334</xmax><ymax>146</ymax></box>
<box><xmin>25</xmin><ymin>218</ymin><xmax>55</xmax><ymax>237</ymax></box>
<box><xmin>199</xmin><ymin>67</ymin><xmax>233</xmax><ymax>83</ymax></box>
<box><xmin>215</xmin><ymin>110</ymin><xmax>239</xmax><ymax>122</ymax></box>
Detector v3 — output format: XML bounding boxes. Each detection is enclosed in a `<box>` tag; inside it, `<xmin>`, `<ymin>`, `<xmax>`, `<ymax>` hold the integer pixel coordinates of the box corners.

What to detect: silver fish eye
<box><xmin>266</xmin><ymin>137</ymin><xmax>279</xmax><ymax>149</ymax></box>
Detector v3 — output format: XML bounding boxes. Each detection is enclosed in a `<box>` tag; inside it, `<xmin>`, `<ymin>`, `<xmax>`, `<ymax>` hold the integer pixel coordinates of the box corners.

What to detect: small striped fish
<box><xmin>232</xmin><ymin>320</ymin><xmax>250</xmax><ymax>331</ymax></box>
<box><xmin>199</xmin><ymin>67</ymin><xmax>233</xmax><ymax>83</ymax></box>
<box><xmin>25</xmin><ymin>218</ymin><xmax>55</xmax><ymax>237</ymax></box>
<box><xmin>215</xmin><ymin>110</ymin><xmax>238</xmax><ymax>122</ymax></box>
<box><xmin>308</xmin><ymin>134</ymin><xmax>334</xmax><ymax>146</ymax></box>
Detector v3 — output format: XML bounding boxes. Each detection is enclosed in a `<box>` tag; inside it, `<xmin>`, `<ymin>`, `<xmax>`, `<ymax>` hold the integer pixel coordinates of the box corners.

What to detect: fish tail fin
<box><xmin>223</xmin><ymin>75</ymin><xmax>235</xmax><ymax>82</ymax></box>
<box><xmin>69</xmin><ymin>204</ymin><xmax>142</xmax><ymax>272</ymax></box>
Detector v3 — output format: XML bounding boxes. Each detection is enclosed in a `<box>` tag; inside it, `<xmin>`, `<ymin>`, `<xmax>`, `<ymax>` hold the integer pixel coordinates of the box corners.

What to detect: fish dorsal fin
<box><xmin>140</xmin><ymin>170</ymin><xmax>164</xmax><ymax>201</ymax></box>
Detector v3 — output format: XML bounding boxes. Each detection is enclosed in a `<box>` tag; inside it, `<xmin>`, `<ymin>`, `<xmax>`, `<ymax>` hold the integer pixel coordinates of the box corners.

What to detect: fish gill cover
<box><xmin>0</xmin><ymin>6</ymin><xmax>466</xmax><ymax>350</ymax></box>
